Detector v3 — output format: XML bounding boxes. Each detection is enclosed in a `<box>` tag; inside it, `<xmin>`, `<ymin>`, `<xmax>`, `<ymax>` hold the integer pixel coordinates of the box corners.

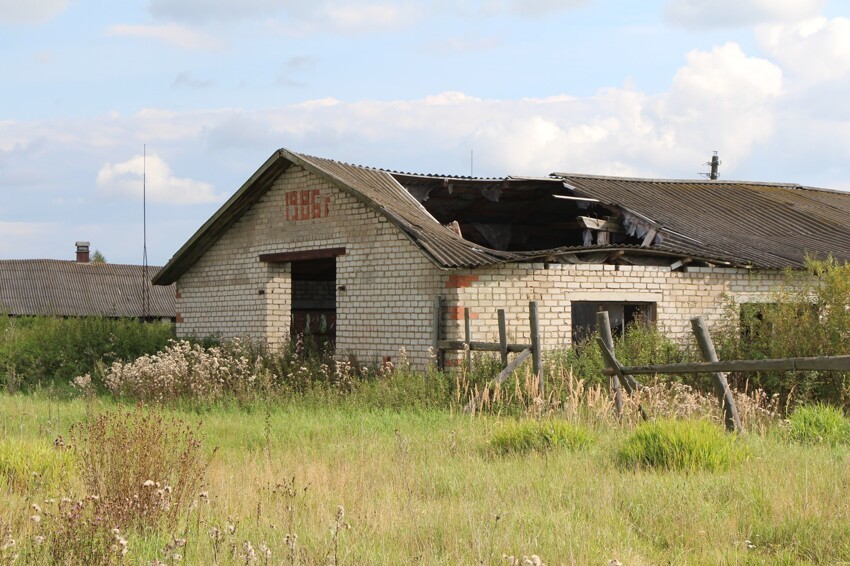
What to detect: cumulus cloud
<box><xmin>0</xmin><ymin>0</ymin><xmax>68</xmax><ymax>24</ymax></box>
<box><xmin>665</xmin><ymin>0</ymin><xmax>824</xmax><ymax>29</ymax></box>
<box><xmin>96</xmin><ymin>154</ymin><xmax>222</xmax><ymax>204</ymax></box>
<box><xmin>105</xmin><ymin>23</ymin><xmax>224</xmax><ymax>50</ymax></box>
<box><xmin>757</xmin><ymin>17</ymin><xmax>850</xmax><ymax>84</ymax></box>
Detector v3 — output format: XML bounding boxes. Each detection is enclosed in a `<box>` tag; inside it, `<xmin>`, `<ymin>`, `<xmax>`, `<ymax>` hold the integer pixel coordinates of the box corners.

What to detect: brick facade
<box><xmin>175</xmin><ymin>165</ymin><xmax>444</xmax><ymax>368</ymax></box>
<box><xmin>175</xmin><ymin>165</ymin><xmax>786</xmax><ymax>369</ymax></box>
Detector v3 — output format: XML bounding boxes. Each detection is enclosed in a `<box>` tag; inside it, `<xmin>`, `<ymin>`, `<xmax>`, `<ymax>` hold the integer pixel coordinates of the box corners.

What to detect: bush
<box><xmin>70</xmin><ymin>405</ymin><xmax>213</xmax><ymax>532</ymax></box>
<box><xmin>0</xmin><ymin>316</ymin><xmax>173</xmax><ymax>391</ymax></box>
<box><xmin>488</xmin><ymin>419</ymin><xmax>592</xmax><ymax>455</ymax></box>
<box><xmin>787</xmin><ymin>404</ymin><xmax>850</xmax><ymax>446</ymax></box>
<box><xmin>617</xmin><ymin>419</ymin><xmax>745</xmax><ymax>472</ymax></box>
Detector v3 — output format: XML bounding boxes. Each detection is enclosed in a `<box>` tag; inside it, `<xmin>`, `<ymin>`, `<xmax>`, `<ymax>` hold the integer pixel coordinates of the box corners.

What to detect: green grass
<box><xmin>488</xmin><ymin>419</ymin><xmax>592</xmax><ymax>455</ymax></box>
<box><xmin>617</xmin><ymin>418</ymin><xmax>747</xmax><ymax>472</ymax></box>
<box><xmin>2</xmin><ymin>394</ymin><xmax>850</xmax><ymax>564</ymax></box>
<box><xmin>787</xmin><ymin>404</ymin><xmax>850</xmax><ymax>446</ymax></box>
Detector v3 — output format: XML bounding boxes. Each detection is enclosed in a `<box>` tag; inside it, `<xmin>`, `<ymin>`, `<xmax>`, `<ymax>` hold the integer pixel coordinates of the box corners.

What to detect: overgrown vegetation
<box><xmin>715</xmin><ymin>256</ymin><xmax>850</xmax><ymax>407</ymax></box>
<box><xmin>0</xmin><ymin>316</ymin><xmax>173</xmax><ymax>392</ymax></box>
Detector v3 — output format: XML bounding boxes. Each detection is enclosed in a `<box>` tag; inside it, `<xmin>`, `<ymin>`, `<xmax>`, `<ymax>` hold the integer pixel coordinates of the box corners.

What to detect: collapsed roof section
<box><xmin>153</xmin><ymin>149</ymin><xmax>850</xmax><ymax>285</ymax></box>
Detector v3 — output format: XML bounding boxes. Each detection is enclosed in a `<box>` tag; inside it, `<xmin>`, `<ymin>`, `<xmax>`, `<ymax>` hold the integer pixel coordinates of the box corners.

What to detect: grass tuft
<box><xmin>787</xmin><ymin>404</ymin><xmax>850</xmax><ymax>446</ymax></box>
<box><xmin>617</xmin><ymin>418</ymin><xmax>745</xmax><ymax>472</ymax></box>
<box><xmin>488</xmin><ymin>419</ymin><xmax>592</xmax><ymax>455</ymax></box>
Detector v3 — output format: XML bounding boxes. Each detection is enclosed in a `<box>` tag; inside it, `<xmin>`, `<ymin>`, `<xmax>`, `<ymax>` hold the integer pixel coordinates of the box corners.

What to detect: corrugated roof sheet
<box><xmin>557</xmin><ymin>174</ymin><xmax>850</xmax><ymax>268</ymax></box>
<box><xmin>1</xmin><ymin>260</ymin><xmax>175</xmax><ymax>318</ymax></box>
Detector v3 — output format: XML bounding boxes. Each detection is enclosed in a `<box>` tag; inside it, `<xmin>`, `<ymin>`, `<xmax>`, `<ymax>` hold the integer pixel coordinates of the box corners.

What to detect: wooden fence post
<box><xmin>596</xmin><ymin>311</ymin><xmax>623</xmax><ymax>417</ymax></box>
<box><xmin>691</xmin><ymin>316</ymin><xmax>743</xmax><ymax>433</ymax></box>
<box><xmin>498</xmin><ymin>309</ymin><xmax>508</xmax><ymax>368</ymax></box>
<box><xmin>464</xmin><ymin>307</ymin><xmax>472</xmax><ymax>372</ymax></box>
<box><xmin>432</xmin><ymin>295</ymin><xmax>443</xmax><ymax>371</ymax></box>
<box><xmin>529</xmin><ymin>301</ymin><xmax>543</xmax><ymax>396</ymax></box>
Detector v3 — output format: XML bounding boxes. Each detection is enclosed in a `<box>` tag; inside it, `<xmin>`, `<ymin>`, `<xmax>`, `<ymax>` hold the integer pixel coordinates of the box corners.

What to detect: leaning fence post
<box><xmin>691</xmin><ymin>316</ymin><xmax>743</xmax><ymax>433</ymax></box>
<box><xmin>596</xmin><ymin>311</ymin><xmax>623</xmax><ymax>417</ymax></box>
<box><xmin>529</xmin><ymin>301</ymin><xmax>543</xmax><ymax>397</ymax></box>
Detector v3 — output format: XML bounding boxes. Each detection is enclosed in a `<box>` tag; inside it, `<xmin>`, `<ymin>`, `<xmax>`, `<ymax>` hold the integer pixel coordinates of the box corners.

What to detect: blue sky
<box><xmin>2</xmin><ymin>0</ymin><xmax>849</xmax><ymax>265</ymax></box>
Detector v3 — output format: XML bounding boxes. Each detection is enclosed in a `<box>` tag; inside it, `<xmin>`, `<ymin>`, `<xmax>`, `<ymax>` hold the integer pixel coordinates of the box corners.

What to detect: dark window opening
<box><xmin>291</xmin><ymin>257</ymin><xmax>336</xmax><ymax>345</ymax></box>
<box><xmin>571</xmin><ymin>301</ymin><xmax>656</xmax><ymax>343</ymax></box>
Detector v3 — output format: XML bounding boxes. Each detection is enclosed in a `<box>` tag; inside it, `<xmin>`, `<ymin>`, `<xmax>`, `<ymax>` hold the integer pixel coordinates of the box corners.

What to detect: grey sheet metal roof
<box><xmin>1</xmin><ymin>260</ymin><xmax>175</xmax><ymax>318</ymax></box>
<box><xmin>153</xmin><ymin>149</ymin><xmax>850</xmax><ymax>285</ymax></box>
<box><xmin>556</xmin><ymin>174</ymin><xmax>850</xmax><ymax>268</ymax></box>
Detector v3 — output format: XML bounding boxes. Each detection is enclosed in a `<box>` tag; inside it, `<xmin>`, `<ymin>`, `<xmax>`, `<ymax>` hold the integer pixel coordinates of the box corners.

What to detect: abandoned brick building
<box><xmin>152</xmin><ymin>149</ymin><xmax>850</xmax><ymax>368</ymax></box>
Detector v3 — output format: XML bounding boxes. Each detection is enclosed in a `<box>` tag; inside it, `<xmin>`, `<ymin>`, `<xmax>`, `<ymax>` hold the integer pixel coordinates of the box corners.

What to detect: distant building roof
<box><xmin>0</xmin><ymin>259</ymin><xmax>175</xmax><ymax>318</ymax></box>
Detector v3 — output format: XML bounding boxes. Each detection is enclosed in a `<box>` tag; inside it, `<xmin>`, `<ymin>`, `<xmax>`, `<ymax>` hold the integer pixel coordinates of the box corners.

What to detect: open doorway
<box><xmin>291</xmin><ymin>257</ymin><xmax>336</xmax><ymax>345</ymax></box>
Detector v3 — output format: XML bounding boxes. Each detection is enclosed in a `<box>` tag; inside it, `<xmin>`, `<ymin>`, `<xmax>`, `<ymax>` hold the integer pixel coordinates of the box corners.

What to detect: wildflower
<box><xmin>143</xmin><ymin>480</ymin><xmax>156</xmax><ymax>487</ymax></box>
<box><xmin>30</xmin><ymin>503</ymin><xmax>42</xmax><ymax>514</ymax></box>
<box><xmin>198</xmin><ymin>491</ymin><xmax>209</xmax><ymax>499</ymax></box>
<box><xmin>243</xmin><ymin>541</ymin><xmax>257</xmax><ymax>562</ymax></box>
<box><xmin>34</xmin><ymin>536</ymin><xmax>45</xmax><ymax>545</ymax></box>
<box><xmin>30</xmin><ymin>515</ymin><xmax>41</xmax><ymax>523</ymax></box>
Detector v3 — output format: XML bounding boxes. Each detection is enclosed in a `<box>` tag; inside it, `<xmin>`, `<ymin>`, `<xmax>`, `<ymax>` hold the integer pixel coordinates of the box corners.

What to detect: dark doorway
<box><xmin>291</xmin><ymin>257</ymin><xmax>336</xmax><ymax>345</ymax></box>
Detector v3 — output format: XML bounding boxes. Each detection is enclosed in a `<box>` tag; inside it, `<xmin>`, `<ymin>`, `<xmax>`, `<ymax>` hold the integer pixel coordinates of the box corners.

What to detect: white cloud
<box><xmin>96</xmin><ymin>154</ymin><xmax>223</xmax><ymax>204</ymax></box>
<box><xmin>665</xmin><ymin>0</ymin><xmax>824</xmax><ymax>29</ymax></box>
<box><xmin>0</xmin><ymin>0</ymin><xmax>68</xmax><ymax>24</ymax></box>
<box><xmin>105</xmin><ymin>23</ymin><xmax>224</xmax><ymax>50</ymax></box>
<box><xmin>757</xmin><ymin>17</ymin><xmax>850</xmax><ymax>84</ymax></box>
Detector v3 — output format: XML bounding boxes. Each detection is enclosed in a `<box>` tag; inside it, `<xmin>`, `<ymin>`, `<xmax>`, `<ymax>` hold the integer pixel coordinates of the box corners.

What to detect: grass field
<box><xmin>2</xmin><ymin>393</ymin><xmax>850</xmax><ymax>565</ymax></box>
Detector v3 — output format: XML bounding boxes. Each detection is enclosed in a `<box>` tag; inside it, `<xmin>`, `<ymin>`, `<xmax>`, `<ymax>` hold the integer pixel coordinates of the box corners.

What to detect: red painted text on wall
<box><xmin>286</xmin><ymin>190</ymin><xmax>330</xmax><ymax>221</ymax></box>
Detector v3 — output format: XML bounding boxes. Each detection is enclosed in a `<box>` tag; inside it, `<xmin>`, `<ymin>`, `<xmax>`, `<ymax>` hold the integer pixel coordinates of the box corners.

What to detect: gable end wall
<box><xmin>174</xmin><ymin>164</ymin><xmax>444</xmax><ymax>368</ymax></box>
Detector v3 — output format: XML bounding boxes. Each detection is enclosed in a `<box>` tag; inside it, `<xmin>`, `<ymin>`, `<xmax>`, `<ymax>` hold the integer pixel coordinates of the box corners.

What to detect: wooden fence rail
<box><xmin>600</xmin><ymin>354</ymin><xmax>850</xmax><ymax>376</ymax></box>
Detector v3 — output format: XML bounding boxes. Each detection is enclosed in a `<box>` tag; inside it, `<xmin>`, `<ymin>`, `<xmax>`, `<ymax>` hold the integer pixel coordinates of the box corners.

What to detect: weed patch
<box><xmin>70</xmin><ymin>404</ymin><xmax>213</xmax><ymax>531</ymax></box>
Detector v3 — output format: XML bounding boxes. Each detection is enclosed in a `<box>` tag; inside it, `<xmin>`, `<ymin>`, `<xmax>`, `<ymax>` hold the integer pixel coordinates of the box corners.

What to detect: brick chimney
<box><xmin>75</xmin><ymin>241</ymin><xmax>90</xmax><ymax>263</ymax></box>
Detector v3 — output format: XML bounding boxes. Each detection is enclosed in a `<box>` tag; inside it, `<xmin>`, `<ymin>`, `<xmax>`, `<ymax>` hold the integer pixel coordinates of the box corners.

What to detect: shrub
<box><xmin>787</xmin><ymin>404</ymin><xmax>850</xmax><ymax>446</ymax></box>
<box><xmin>714</xmin><ymin>257</ymin><xmax>850</xmax><ymax>407</ymax></box>
<box><xmin>617</xmin><ymin>419</ymin><xmax>745</xmax><ymax>472</ymax></box>
<box><xmin>488</xmin><ymin>419</ymin><xmax>592</xmax><ymax>455</ymax></box>
<box><xmin>0</xmin><ymin>437</ymin><xmax>74</xmax><ymax>494</ymax></box>
<box><xmin>0</xmin><ymin>316</ymin><xmax>173</xmax><ymax>391</ymax></box>
<box><xmin>70</xmin><ymin>405</ymin><xmax>213</xmax><ymax>532</ymax></box>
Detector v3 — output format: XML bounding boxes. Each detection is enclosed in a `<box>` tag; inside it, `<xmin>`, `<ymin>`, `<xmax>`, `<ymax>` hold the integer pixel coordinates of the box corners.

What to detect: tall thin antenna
<box><xmin>142</xmin><ymin>145</ymin><xmax>150</xmax><ymax>320</ymax></box>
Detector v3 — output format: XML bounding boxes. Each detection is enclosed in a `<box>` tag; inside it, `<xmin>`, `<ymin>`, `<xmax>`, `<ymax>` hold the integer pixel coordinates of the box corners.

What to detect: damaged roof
<box><xmin>1</xmin><ymin>260</ymin><xmax>175</xmax><ymax>318</ymax></box>
<box><xmin>153</xmin><ymin>149</ymin><xmax>850</xmax><ymax>285</ymax></box>
<box><xmin>558</xmin><ymin>174</ymin><xmax>850</xmax><ymax>269</ymax></box>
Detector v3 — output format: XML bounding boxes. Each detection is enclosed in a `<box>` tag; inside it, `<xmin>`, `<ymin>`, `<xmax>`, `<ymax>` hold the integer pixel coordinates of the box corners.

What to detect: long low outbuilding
<box><xmin>152</xmin><ymin>149</ymin><xmax>850</xmax><ymax>368</ymax></box>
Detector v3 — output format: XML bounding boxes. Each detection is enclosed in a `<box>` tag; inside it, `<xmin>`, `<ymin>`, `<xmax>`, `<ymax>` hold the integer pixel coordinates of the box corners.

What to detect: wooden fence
<box><xmin>598</xmin><ymin>312</ymin><xmax>850</xmax><ymax>433</ymax></box>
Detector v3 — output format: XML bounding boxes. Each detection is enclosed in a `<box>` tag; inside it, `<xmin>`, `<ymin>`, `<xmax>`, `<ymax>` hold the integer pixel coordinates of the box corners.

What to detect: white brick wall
<box><xmin>176</xmin><ymin>165</ymin><xmax>445</xmax><ymax>367</ymax></box>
